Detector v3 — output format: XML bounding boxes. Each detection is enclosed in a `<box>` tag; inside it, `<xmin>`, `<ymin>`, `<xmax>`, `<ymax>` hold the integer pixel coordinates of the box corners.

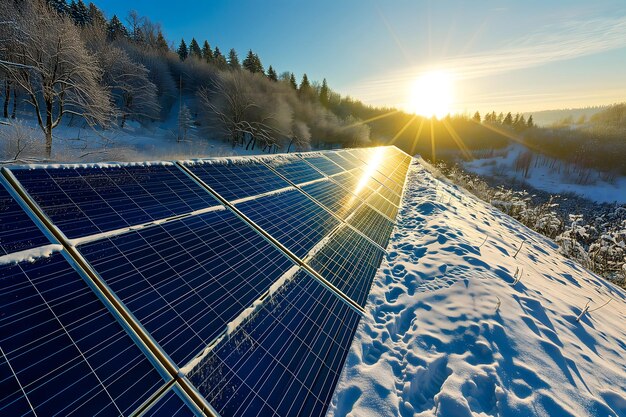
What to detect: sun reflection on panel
<box><xmin>353</xmin><ymin>147</ymin><xmax>385</xmax><ymax>197</ymax></box>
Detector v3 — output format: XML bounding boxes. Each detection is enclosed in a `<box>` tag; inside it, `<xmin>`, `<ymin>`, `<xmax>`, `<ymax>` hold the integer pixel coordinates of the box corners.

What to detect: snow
<box><xmin>329</xmin><ymin>160</ymin><xmax>626</xmax><ymax>417</ymax></box>
<box><xmin>463</xmin><ymin>144</ymin><xmax>626</xmax><ymax>204</ymax></box>
<box><xmin>0</xmin><ymin>244</ymin><xmax>63</xmax><ymax>265</ymax></box>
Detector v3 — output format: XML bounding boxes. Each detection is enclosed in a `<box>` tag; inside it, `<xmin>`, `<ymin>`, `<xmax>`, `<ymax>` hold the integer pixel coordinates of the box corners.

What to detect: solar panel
<box><xmin>141</xmin><ymin>386</ymin><xmax>197</xmax><ymax>417</ymax></box>
<box><xmin>300</xmin><ymin>180</ymin><xmax>360</xmax><ymax>219</ymax></box>
<box><xmin>322</xmin><ymin>152</ymin><xmax>361</xmax><ymax>171</ymax></box>
<box><xmin>184</xmin><ymin>160</ymin><xmax>290</xmax><ymax>202</ymax></box>
<box><xmin>0</xmin><ymin>252</ymin><xmax>165</xmax><ymax>416</ymax></box>
<box><xmin>10</xmin><ymin>164</ymin><xmax>218</xmax><ymax>239</ymax></box>
<box><xmin>263</xmin><ymin>157</ymin><xmax>324</xmax><ymax>185</ymax></box>
<box><xmin>365</xmin><ymin>191</ymin><xmax>399</xmax><ymax>220</ymax></box>
<box><xmin>235</xmin><ymin>189</ymin><xmax>340</xmax><ymax>259</ymax></box>
<box><xmin>186</xmin><ymin>271</ymin><xmax>361</xmax><ymax>417</ymax></box>
<box><xmin>299</xmin><ymin>155</ymin><xmax>344</xmax><ymax>176</ymax></box>
<box><xmin>78</xmin><ymin>208</ymin><xmax>296</xmax><ymax>367</ymax></box>
<box><xmin>0</xmin><ymin>181</ymin><xmax>49</xmax><ymax>256</ymax></box>
<box><xmin>307</xmin><ymin>226</ymin><xmax>385</xmax><ymax>307</ymax></box>
<box><xmin>347</xmin><ymin>205</ymin><xmax>396</xmax><ymax>248</ymax></box>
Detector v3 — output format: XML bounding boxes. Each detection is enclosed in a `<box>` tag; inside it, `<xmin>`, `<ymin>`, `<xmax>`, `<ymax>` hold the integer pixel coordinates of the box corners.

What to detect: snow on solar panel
<box><xmin>0</xmin><ymin>146</ymin><xmax>410</xmax><ymax>416</ymax></box>
<box><xmin>234</xmin><ymin>189</ymin><xmax>341</xmax><ymax>259</ymax></box>
<box><xmin>10</xmin><ymin>164</ymin><xmax>218</xmax><ymax>239</ymax></box>
<box><xmin>186</xmin><ymin>271</ymin><xmax>361</xmax><ymax>417</ymax></box>
<box><xmin>183</xmin><ymin>159</ymin><xmax>290</xmax><ymax>202</ymax></box>
<box><xmin>78</xmin><ymin>208</ymin><xmax>296</xmax><ymax>367</ymax></box>
<box><xmin>0</xmin><ymin>181</ymin><xmax>49</xmax><ymax>256</ymax></box>
<box><xmin>0</xmin><ymin>252</ymin><xmax>166</xmax><ymax>416</ymax></box>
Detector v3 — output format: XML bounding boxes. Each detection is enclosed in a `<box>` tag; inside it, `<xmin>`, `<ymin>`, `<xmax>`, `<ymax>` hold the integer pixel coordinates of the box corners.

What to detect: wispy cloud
<box><xmin>348</xmin><ymin>15</ymin><xmax>626</xmax><ymax>106</ymax></box>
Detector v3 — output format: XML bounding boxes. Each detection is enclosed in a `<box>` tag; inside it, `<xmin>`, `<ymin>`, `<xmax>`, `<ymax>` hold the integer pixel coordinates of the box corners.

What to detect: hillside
<box><xmin>329</xmin><ymin>159</ymin><xmax>626</xmax><ymax>417</ymax></box>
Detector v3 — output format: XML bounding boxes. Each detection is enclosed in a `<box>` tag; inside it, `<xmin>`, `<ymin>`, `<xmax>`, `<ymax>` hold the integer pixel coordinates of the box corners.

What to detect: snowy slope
<box><xmin>328</xmin><ymin>159</ymin><xmax>626</xmax><ymax>417</ymax></box>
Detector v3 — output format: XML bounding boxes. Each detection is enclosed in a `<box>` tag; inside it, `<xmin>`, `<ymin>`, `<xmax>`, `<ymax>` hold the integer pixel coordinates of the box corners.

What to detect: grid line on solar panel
<box><xmin>262</xmin><ymin>158</ymin><xmax>324</xmax><ymax>185</ymax></box>
<box><xmin>187</xmin><ymin>271</ymin><xmax>361</xmax><ymax>417</ymax></box>
<box><xmin>0</xmin><ymin>252</ymin><xmax>165</xmax><ymax>416</ymax></box>
<box><xmin>298</xmin><ymin>155</ymin><xmax>345</xmax><ymax>176</ymax></box>
<box><xmin>347</xmin><ymin>205</ymin><xmax>395</xmax><ymax>248</ymax></box>
<box><xmin>183</xmin><ymin>160</ymin><xmax>290</xmax><ymax>202</ymax></box>
<box><xmin>10</xmin><ymin>164</ymin><xmax>219</xmax><ymax>239</ymax></box>
<box><xmin>234</xmin><ymin>189</ymin><xmax>341</xmax><ymax>259</ymax></box>
<box><xmin>0</xmin><ymin>181</ymin><xmax>50</xmax><ymax>256</ymax></box>
<box><xmin>141</xmin><ymin>386</ymin><xmax>198</xmax><ymax>417</ymax></box>
<box><xmin>321</xmin><ymin>152</ymin><xmax>362</xmax><ymax>171</ymax></box>
<box><xmin>78</xmin><ymin>209</ymin><xmax>296</xmax><ymax>368</ymax></box>
<box><xmin>300</xmin><ymin>180</ymin><xmax>361</xmax><ymax>220</ymax></box>
<box><xmin>365</xmin><ymin>192</ymin><xmax>399</xmax><ymax>220</ymax></box>
<box><xmin>306</xmin><ymin>225</ymin><xmax>385</xmax><ymax>307</ymax></box>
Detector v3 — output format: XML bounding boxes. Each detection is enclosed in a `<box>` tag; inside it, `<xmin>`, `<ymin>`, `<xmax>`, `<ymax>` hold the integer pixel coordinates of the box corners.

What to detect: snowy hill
<box><xmin>329</xmin><ymin>159</ymin><xmax>626</xmax><ymax>417</ymax></box>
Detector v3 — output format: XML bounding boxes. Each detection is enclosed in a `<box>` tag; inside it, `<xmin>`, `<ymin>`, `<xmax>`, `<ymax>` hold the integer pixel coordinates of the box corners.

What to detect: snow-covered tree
<box><xmin>177</xmin><ymin>103</ymin><xmax>193</xmax><ymax>142</ymax></box>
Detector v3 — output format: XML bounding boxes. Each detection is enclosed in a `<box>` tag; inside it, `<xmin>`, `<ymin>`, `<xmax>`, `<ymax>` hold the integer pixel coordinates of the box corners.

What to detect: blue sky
<box><xmin>98</xmin><ymin>0</ymin><xmax>626</xmax><ymax>114</ymax></box>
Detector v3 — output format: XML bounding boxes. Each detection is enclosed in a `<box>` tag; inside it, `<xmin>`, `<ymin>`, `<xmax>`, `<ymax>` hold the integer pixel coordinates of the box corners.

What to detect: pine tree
<box><xmin>289</xmin><ymin>73</ymin><xmax>298</xmax><ymax>90</ymax></box>
<box><xmin>87</xmin><ymin>2</ymin><xmax>106</xmax><ymax>27</ymax></box>
<box><xmin>107</xmin><ymin>15</ymin><xmax>128</xmax><ymax>41</ymax></box>
<box><xmin>503</xmin><ymin>112</ymin><xmax>513</xmax><ymax>126</ymax></box>
<box><xmin>267</xmin><ymin>65</ymin><xmax>278</xmax><ymax>82</ymax></box>
<box><xmin>189</xmin><ymin>38</ymin><xmax>202</xmax><ymax>59</ymax></box>
<box><xmin>69</xmin><ymin>0</ymin><xmax>89</xmax><ymax>26</ymax></box>
<box><xmin>253</xmin><ymin>53</ymin><xmax>264</xmax><ymax>74</ymax></box>
<box><xmin>319</xmin><ymin>78</ymin><xmax>329</xmax><ymax>107</ymax></box>
<box><xmin>472</xmin><ymin>111</ymin><xmax>481</xmax><ymax>122</ymax></box>
<box><xmin>527</xmin><ymin>115</ymin><xmax>534</xmax><ymax>128</ymax></box>
<box><xmin>228</xmin><ymin>49</ymin><xmax>240</xmax><ymax>69</ymax></box>
<box><xmin>202</xmin><ymin>41</ymin><xmax>213</xmax><ymax>63</ymax></box>
<box><xmin>177</xmin><ymin>39</ymin><xmax>188</xmax><ymax>61</ymax></box>
<box><xmin>242</xmin><ymin>50</ymin><xmax>256</xmax><ymax>73</ymax></box>
<box><xmin>214</xmin><ymin>47</ymin><xmax>227</xmax><ymax>68</ymax></box>
<box><xmin>299</xmin><ymin>74</ymin><xmax>312</xmax><ymax>97</ymax></box>
<box><xmin>156</xmin><ymin>30</ymin><xmax>168</xmax><ymax>52</ymax></box>
<box><xmin>47</xmin><ymin>0</ymin><xmax>69</xmax><ymax>15</ymax></box>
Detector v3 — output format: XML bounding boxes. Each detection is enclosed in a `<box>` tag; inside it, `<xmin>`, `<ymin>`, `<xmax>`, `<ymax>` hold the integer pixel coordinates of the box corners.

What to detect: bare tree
<box><xmin>0</xmin><ymin>1</ymin><xmax>113</xmax><ymax>157</ymax></box>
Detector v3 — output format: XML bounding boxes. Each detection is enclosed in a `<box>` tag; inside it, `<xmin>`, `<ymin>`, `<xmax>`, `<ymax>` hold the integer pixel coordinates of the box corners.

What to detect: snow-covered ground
<box><xmin>463</xmin><ymin>145</ymin><xmax>626</xmax><ymax>204</ymax></box>
<box><xmin>329</xmin><ymin>159</ymin><xmax>626</xmax><ymax>417</ymax></box>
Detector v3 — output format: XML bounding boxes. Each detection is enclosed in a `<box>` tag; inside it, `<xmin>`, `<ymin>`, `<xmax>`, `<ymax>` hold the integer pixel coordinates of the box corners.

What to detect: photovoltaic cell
<box><xmin>11</xmin><ymin>164</ymin><xmax>218</xmax><ymax>239</ymax></box>
<box><xmin>322</xmin><ymin>152</ymin><xmax>360</xmax><ymax>171</ymax></box>
<box><xmin>307</xmin><ymin>226</ymin><xmax>385</xmax><ymax>307</ymax></box>
<box><xmin>299</xmin><ymin>156</ymin><xmax>344</xmax><ymax>176</ymax></box>
<box><xmin>264</xmin><ymin>158</ymin><xmax>324</xmax><ymax>185</ymax></box>
<box><xmin>347</xmin><ymin>205</ymin><xmax>395</xmax><ymax>248</ymax></box>
<box><xmin>0</xmin><ymin>252</ymin><xmax>165</xmax><ymax>416</ymax></box>
<box><xmin>0</xmin><ymin>182</ymin><xmax>49</xmax><ymax>256</ymax></box>
<box><xmin>365</xmin><ymin>192</ymin><xmax>399</xmax><ymax>220</ymax></box>
<box><xmin>184</xmin><ymin>160</ymin><xmax>290</xmax><ymax>202</ymax></box>
<box><xmin>78</xmin><ymin>209</ymin><xmax>295</xmax><ymax>367</ymax></box>
<box><xmin>235</xmin><ymin>189</ymin><xmax>341</xmax><ymax>259</ymax></box>
<box><xmin>377</xmin><ymin>184</ymin><xmax>402</xmax><ymax>206</ymax></box>
<box><xmin>300</xmin><ymin>180</ymin><xmax>360</xmax><ymax>220</ymax></box>
<box><xmin>141</xmin><ymin>387</ymin><xmax>197</xmax><ymax>417</ymax></box>
<box><xmin>187</xmin><ymin>271</ymin><xmax>361</xmax><ymax>417</ymax></box>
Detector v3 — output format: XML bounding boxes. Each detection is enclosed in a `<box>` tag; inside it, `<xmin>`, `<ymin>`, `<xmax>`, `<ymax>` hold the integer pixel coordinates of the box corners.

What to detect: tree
<box><xmin>189</xmin><ymin>38</ymin><xmax>202</xmax><ymax>59</ymax></box>
<box><xmin>527</xmin><ymin>115</ymin><xmax>534</xmax><ymax>128</ymax></box>
<box><xmin>177</xmin><ymin>103</ymin><xmax>193</xmax><ymax>142</ymax></box>
<box><xmin>0</xmin><ymin>1</ymin><xmax>113</xmax><ymax>157</ymax></box>
<box><xmin>69</xmin><ymin>0</ymin><xmax>89</xmax><ymax>26</ymax></box>
<box><xmin>289</xmin><ymin>73</ymin><xmax>297</xmax><ymax>90</ymax></box>
<box><xmin>156</xmin><ymin>30</ymin><xmax>168</xmax><ymax>52</ymax></box>
<box><xmin>319</xmin><ymin>78</ymin><xmax>329</xmax><ymax>107</ymax></box>
<box><xmin>472</xmin><ymin>111</ymin><xmax>481</xmax><ymax>123</ymax></box>
<box><xmin>299</xmin><ymin>73</ymin><xmax>312</xmax><ymax>98</ymax></box>
<box><xmin>126</xmin><ymin>10</ymin><xmax>146</xmax><ymax>43</ymax></box>
<box><xmin>177</xmin><ymin>38</ymin><xmax>188</xmax><ymax>61</ymax></box>
<box><xmin>202</xmin><ymin>41</ymin><xmax>213</xmax><ymax>63</ymax></box>
<box><xmin>228</xmin><ymin>48</ymin><xmax>240</xmax><ymax>70</ymax></box>
<box><xmin>107</xmin><ymin>15</ymin><xmax>128</xmax><ymax>41</ymax></box>
<box><xmin>267</xmin><ymin>65</ymin><xmax>278</xmax><ymax>82</ymax></box>
<box><xmin>87</xmin><ymin>2</ymin><xmax>106</xmax><ymax>27</ymax></box>
<box><xmin>48</xmin><ymin>0</ymin><xmax>69</xmax><ymax>15</ymax></box>
<box><xmin>242</xmin><ymin>50</ymin><xmax>263</xmax><ymax>74</ymax></box>
<box><xmin>503</xmin><ymin>112</ymin><xmax>513</xmax><ymax>126</ymax></box>
<box><xmin>213</xmin><ymin>46</ymin><xmax>227</xmax><ymax>68</ymax></box>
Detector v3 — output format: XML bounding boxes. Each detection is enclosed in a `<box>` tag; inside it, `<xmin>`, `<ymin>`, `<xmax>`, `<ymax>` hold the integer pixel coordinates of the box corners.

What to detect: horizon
<box><xmin>97</xmin><ymin>0</ymin><xmax>626</xmax><ymax>116</ymax></box>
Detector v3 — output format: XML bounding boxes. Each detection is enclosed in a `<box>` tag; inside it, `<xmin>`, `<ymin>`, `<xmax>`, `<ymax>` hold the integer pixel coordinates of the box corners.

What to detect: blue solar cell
<box><xmin>0</xmin><ymin>252</ymin><xmax>165</xmax><ymax>416</ymax></box>
<box><xmin>322</xmin><ymin>152</ymin><xmax>361</xmax><ymax>170</ymax></box>
<box><xmin>142</xmin><ymin>387</ymin><xmax>197</xmax><ymax>417</ymax></box>
<box><xmin>307</xmin><ymin>225</ymin><xmax>385</xmax><ymax>307</ymax></box>
<box><xmin>265</xmin><ymin>158</ymin><xmax>324</xmax><ymax>184</ymax></box>
<box><xmin>300</xmin><ymin>180</ymin><xmax>360</xmax><ymax>219</ymax></box>
<box><xmin>348</xmin><ymin>205</ymin><xmax>396</xmax><ymax>247</ymax></box>
<box><xmin>11</xmin><ymin>164</ymin><xmax>217</xmax><ymax>239</ymax></box>
<box><xmin>235</xmin><ymin>189</ymin><xmax>340</xmax><ymax>258</ymax></box>
<box><xmin>299</xmin><ymin>156</ymin><xmax>344</xmax><ymax>176</ymax></box>
<box><xmin>187</xmin><ymin>271</ymin><xmax>361</xmax><ymax>417</ymax></box>
<box><xmin>184</xmin><ymin>160</ymin><xmax>290</xmax><ymax>202</ymax></box>
<box><xmin>79</xmin><ymin>209</ymin><xmax>295</xmax><ymax>367</ymax></box>
<box><xmin>0</xmin><ymin>182</ymin><xmax>49</xmax><ymax>256</ymax></box>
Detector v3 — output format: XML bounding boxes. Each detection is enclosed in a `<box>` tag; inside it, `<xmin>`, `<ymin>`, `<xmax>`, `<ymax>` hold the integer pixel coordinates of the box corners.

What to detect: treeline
<box><xmin>0</xmin><ymin>0</ymin><xmax>370</xmax><ymax>158</ymax></box>
<box><xmin>476</xmin><ymin>110</ymin><xmax>535</xmax><ymax>130</ymax></box>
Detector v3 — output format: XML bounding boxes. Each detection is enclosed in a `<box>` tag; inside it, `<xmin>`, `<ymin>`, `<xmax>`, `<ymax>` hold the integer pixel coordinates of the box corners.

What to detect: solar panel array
<box><xmin>0</xmin><ymin>146</ymin><xmax>411</xmax><ymax>417</ymax></box>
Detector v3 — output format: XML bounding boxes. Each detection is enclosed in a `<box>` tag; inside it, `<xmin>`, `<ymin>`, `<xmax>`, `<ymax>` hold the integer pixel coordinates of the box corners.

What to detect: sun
<box><xmin>407</xmin><ymin>70</ymin><xmax>454</xmax><ymax>119</ymax></box>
